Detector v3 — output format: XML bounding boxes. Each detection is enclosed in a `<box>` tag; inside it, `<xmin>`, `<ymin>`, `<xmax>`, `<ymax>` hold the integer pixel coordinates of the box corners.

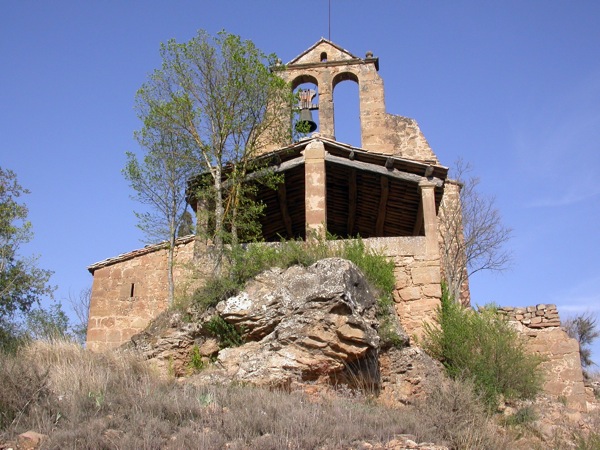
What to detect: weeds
<box><xmin>422</xmin><ymin>283</ymin><xmax>544</xmax><ymax>409</ymax></box>
<box><xmin>414</xmin><ymin>377</ymin><xmax>510</xmax><ymax>449</ymax></box>
<box><xmin>503</xmin><ymin>406</ymin><xmax>537</xmax><ymax>426</ymax></box>
<box><xmin>0</xmin><ymin>338</ymin><xmax>515</xmax><ymax>449</ymax></box>
<box><xmin>188</xmin><ymin>345</ymin><xmax>205</xmax><ymax>372</ymax></box>
<box><xmin>205</xmin><ymin>316</ymin><xmax>244</xmax><ymax>348</ymax></box>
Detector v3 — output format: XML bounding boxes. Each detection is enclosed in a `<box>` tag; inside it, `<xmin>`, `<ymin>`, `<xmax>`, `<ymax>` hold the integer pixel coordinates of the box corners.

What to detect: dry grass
<box><xmin>1</xmin><ymin>339</ymin><xmax>511</xmax><ymax>449</ymax></box>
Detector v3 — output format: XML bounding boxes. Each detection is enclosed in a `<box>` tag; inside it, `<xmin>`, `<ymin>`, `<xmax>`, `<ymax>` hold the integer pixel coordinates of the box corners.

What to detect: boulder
<box><xmin>209</xmin><ymin>258</ymin><xmax>381</xmax><ymax>386</ymax></box>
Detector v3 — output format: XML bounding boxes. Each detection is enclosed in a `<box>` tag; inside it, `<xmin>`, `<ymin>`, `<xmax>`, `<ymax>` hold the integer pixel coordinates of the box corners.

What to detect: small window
<box><xmin>320</xmin><ymin>52</ymin><xmax>327</xmax><ymax>62</ymax></box>
<box><xmin>130</xmin><ymin>283</ymin><xmax>135</xmax><ymax>298</ymax></box>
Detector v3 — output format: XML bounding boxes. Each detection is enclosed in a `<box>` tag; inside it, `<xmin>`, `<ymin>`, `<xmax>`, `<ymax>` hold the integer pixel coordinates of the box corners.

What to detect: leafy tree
<box><xmin>124</xmin><ymin>128</ymin><xmax>196</xmax><ymax>305</ymax></box>
<box><xmin>564</xmin><ymin>312</ymin><xmax>599</xmax><ymax>372</ymax></box>
<box><xmin>0</xmin><ymin>167</ymin><xmax>54</xmax><ymax>323</ymax></box>
<box><xmin>135</xmin><ymin>30</ymin><xmax>294</xmax><ymax>274</ymax></box>
<box><xmin>439</xmin><ymin>159</ymin><xmax>512</xmax><ymax>302</ymax></box>
<box><xmin>24</xmin><ymin>302</ymin><xmax>71</xmax><ymax>341</ymax></box>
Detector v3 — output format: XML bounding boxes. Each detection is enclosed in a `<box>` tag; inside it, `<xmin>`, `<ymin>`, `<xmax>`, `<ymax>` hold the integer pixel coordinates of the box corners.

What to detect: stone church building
<box><xmin>86</xmin><ymin>40</ymin><xmax>591</xmax><ymax>410</ymax></box>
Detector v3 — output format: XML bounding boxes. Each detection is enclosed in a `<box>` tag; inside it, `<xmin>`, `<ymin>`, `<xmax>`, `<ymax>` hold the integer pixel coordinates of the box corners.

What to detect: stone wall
<box><xmin>499</xmin><ymin>304</ymin><xmax>590</xmax><ymax>411</ymax></box>
<box><xmin>364</xmin><ymin>236</ymin><xmax>442</xmax><ymax>340</ymax></box>
<box><xmin>86</xmin><ymin>238</ymin><xmax>197</xmax><ymax>352</ymax></box>
<box><xmin>498</xmin><ymin>304</ymin><xmax>560</xmax><ymax>328</ymax></box>
<box><xmin>87</xmin><ymin>235</ymin><xmax>442</xmax><ymax>351</ymax></box>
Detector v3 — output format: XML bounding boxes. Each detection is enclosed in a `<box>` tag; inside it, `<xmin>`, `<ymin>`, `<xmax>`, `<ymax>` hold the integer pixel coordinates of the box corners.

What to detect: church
<box><xmin>85</xmin><ymin>39</ymin><xmax>589</xmax><ymax>410</ymax></box>
<box><xmin>87</xmin><ymin>39</ymin><xmax>456</xmax><ymax>351</ymax></box>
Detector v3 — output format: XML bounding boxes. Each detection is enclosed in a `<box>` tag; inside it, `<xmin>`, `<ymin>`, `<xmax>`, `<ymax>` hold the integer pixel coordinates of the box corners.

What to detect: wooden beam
<box><xmin>413</xmin><ymin>198</ymin><xmax>424</xmax><ymax>236</ymax></box>
<box><xmin>375</xmin><ymin>176</ymin><xmax>389</xmax><ymax>236</ymax></box>
<box><xmin>277</xmin><ymin>181</ymin><xmax>293</xmax><ymax>237</ymax></box>
<box><xmin>325</xmin><ymin>154</ymin><xmax>443</xmax><ymax>187</ymax></box>
<box><xmin>222</xmin><ymin>156</ymin><xmax>305</xmax><ymax>189</ymax></box>
<box><xmin>347</xmin><ymin>168</ymin><xmax>357</xmax><ymax>236</ymax></box>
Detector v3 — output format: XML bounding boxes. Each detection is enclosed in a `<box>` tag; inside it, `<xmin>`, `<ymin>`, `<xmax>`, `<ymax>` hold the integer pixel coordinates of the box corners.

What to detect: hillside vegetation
<box><xmin>1</xmin><ymin>339</ymin><xmax>509</xmax><ymax>449</ymax></box>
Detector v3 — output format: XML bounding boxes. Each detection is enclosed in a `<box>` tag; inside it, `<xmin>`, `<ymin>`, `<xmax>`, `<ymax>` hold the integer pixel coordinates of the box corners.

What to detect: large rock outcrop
<box><xmin>127</xmin><ymin>258</ymin><xmax>386</xmax><ymax>387</ymax></box>
<box><xmin>211</xmin><ymin>258</ymin><xmax>381</xmax><ymax>386</ymax></box>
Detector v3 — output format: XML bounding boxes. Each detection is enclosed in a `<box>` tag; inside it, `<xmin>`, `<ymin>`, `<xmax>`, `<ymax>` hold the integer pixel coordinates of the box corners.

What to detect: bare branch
<box><xmin>439</xmin><ymin>159</ymin><xmax>513</xmax><ymax>302</ymax></box>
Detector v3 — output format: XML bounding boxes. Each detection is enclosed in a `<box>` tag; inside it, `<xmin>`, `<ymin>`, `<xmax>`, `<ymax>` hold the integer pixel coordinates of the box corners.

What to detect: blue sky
<box><xmin>2</xmin><ymin>1</ymin><xmax>599</xmax><ymax>363</ymax></box>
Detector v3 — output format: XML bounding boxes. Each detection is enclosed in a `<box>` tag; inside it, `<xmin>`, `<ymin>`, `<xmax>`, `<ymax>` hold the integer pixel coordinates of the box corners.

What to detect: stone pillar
<box><xmin>317</xmin><ymin>84</ymin><xmax>335</xmax><ymax>140</ymax></box>
<box><xmin>419</xmin><ymin>180</ymin><xmax>439</xmax><ymax>259</ymax></box>
<box><xmin>304</xmin><ymin>140</ymin><xmax>327</xmax><ymax>239</ymax></box>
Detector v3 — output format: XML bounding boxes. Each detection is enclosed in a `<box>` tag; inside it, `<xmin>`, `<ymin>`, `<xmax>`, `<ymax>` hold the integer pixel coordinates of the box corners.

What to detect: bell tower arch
<box><xmin>275</xmin><ymin>38</ymin><xmax>439</xmax><ymax>163</ymax></box>
<box><xmin>277</xmin><ymin>39</ymin><xmax>382</xmax><ymax>145</ymax></box>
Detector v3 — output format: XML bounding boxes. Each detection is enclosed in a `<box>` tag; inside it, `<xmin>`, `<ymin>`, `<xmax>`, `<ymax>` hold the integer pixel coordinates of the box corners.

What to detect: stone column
<box><xmin>317</xmin><ymin>85</ymin><xmax>335</xmax><ymax>140</ymax></box>
<box><xmin>419</xmin><ymin>180</ymin><xmax>439</xmax><ymax>259</ymax></box>
<box><xmin>304</xmin><ymin>140</ymin><xmax>327</xmax><ymax>240</ymax></box>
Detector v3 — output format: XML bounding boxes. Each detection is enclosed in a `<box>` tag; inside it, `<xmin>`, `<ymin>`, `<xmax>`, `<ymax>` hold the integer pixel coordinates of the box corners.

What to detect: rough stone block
<box><xmin>421</xmin><ymin>283</ymin><xmax>442</xmax><ymax>298</ymax></box>
<box><xmin>106</xmin><ymin>329</ymin><xmax>122</xmax><ymax>343</ymax></box>
<box><xmin>398</xmin><ymin>287</ymin><xmax>421</xmax><ymax>301</ymax></box>
<box><xmin>411</xmin><ymin>266</ymin><xmax>441</xmax><ymax>285</ymax></box>
<box><xmin>86</xmin><ymin>328</ymin><xmax>107</xmax><ymax>342</ymax></box>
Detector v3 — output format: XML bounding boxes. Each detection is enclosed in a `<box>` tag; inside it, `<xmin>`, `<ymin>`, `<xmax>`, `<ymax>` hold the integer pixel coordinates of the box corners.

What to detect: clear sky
<box><xmin>2</xmin><ymin>1</ymin><xmax>599</xmax><ymax>363</ymax></box>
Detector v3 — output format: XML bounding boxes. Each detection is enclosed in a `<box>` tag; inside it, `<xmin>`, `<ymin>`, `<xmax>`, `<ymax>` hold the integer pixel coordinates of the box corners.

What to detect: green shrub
<box><xmin>422</xmin><ymin>283</ymin><xmax>544</xmax><ymax>408</ymax></box>
<box><xmin>192</xmin><ymin>276</ymin><xmax>239</xmax><ymax>310</ymax></box>
<box><xmin>339</xmin><ymin>238</ymin><xmax>395</xmax><ymax>296</ymax></box>
<box><xmin>503</xmin><ymin>406</ymin><xmax>537</xmax><ymax>426</ymax></box>
<box><xmin>188</xmin><ymin>345</ymin><xmax>205</xmax><ymax>372</ymax></box>
<box><xmin>191</xmin><ymin>236</ymin><xmax>396</xmax><ymax>313</ymax></box>
<box><xmin>204</xmin><ymin>316</ymin><xmax>244</xmax><ymax>349</ymax></box>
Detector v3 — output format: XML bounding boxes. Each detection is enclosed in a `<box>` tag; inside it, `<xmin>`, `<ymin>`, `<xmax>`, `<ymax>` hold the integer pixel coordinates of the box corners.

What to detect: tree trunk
<box><xmin>213</xmin><ymin>164</ymin><xmax>224</xmax><ymax>276</ymax></box>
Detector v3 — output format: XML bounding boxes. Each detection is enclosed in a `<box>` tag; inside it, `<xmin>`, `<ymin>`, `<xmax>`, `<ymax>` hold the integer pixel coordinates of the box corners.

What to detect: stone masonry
<box><xmin>87</xmin><ymin>237</ymin><xmax>196</xmax><ymax>352</ymax></box>
<box><xmin>499</xmin><ymin>304</ymin><xmax>590</xmax><ymax>411</ymax></box>
<box><xmin>498</xmin><ymin>304</ymin><xmax>560</xmax><ymax>328</ymax></box>
<box><xmin>268</xmin><ymin>39</ymin><xmax>439</xmax><ymax>163</ymax></box>
<box><xmin>87</xmin><ymin>235</ymin><xmax>441</xmax><ymax>351</ymax></box>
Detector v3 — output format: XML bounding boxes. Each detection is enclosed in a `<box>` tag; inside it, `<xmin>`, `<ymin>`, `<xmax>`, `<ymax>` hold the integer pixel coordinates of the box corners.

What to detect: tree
<box><xmin>0</xmin><ymin>167</ymin><xmax>54</xmax><ymax>321</ymax></box>
<box><xmin>124</xmin><ymin>128</ymin><xmax>196</xmax><ymax>306</ymax></box>
<box><xmin>439</xmin><ymin>159</ymin><xmax>512</xmax><ymax>302</ymax></box>
<box><xmin>24</xmin><ymin>302</ymin><xmax>71</xmax><ymax>341</ymax></box>
<box><xmin>564</xmin><ymin>312</ymin><xmax>599</xmax><ymax>372</ymax></box>
<box><xmin>135</xmin><ymin>30</ymin><xmax>294</xmax><ymax>275</ymax></box>
<box><xmin>68</xmin><ymin>286</ymin><xmax>92</xmax><ymax>344</ymax></box>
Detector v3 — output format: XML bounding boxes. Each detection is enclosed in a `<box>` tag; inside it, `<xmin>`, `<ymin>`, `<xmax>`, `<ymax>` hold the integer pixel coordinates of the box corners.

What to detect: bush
<box><xmin>415</xmin><ymin>377</ymin><xmax>510</xmax><ymax>449</ymax></box>
<box><xmin>191</xmin><ymin>237</ymin><xmax>395</xmax><ymax>312</ymax></box>
<box><xmin>205</xmin><ymin>315</ymin><xmax>244</xmax><ymax>348</ymax></box>
<box><xmin>423</xmin><ymin>283</ymin><xmax>544</xmax><ymax>408</ymax></box>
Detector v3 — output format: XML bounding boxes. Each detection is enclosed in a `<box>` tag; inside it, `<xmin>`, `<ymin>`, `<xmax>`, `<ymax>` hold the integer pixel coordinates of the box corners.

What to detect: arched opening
<box><xmin>320</xmin><ymin>52</ymin><xmax>327</xmax><ymax>62</ymax></box>
<box><xmin>291</xmin><ymin>74</ymin><xmax>319</xmax><ymax>140</ymax></box>
<box><xmin>332</xmin><ymin>72</ymin><xmax>360</xmax><ymax>147</ymax></box>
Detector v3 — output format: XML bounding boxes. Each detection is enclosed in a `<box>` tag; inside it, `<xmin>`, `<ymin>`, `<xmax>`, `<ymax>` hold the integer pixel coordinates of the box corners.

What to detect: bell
<box><xmin>295</xmin><ymin>108</ymin><xmax>317</xmax><ymax>133</ymax></box>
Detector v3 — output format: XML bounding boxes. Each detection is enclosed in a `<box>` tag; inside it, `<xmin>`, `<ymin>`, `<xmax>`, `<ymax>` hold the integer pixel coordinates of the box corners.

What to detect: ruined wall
<box><xmin>499</xmin><ymin>304</ymin><xmax>590</xmax><ymax>411</ymax></box>
<box><xmin>86</xmin><ymin>239</ymin><xmax>197</xmax><ymax>352</ymax></box>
